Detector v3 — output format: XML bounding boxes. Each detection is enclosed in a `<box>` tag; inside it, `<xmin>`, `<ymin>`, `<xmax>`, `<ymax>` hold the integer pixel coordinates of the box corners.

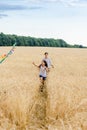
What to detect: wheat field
<box><xmin>0</xmin><ymin>47</ymin><xmax>87</xmax><ymax>130</ymax></box>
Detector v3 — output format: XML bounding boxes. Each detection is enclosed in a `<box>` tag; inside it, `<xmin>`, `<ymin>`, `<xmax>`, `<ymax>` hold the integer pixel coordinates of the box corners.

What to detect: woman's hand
<box><xmin>32</xmin><ymin>62</ymin><xmax>35</xmax><ymax>65</ymax></box>
<box><xmin>32</xmin><ymin>62</ymin><xmax>39</xmax><ymax>68</ymax></box>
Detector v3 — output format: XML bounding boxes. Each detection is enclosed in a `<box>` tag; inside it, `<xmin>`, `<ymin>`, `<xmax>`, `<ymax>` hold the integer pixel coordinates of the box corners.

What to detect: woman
<box><xmin>33</xmin><ymin>60</ymin><xmax>48</xmax><ymax>84</ymax></box>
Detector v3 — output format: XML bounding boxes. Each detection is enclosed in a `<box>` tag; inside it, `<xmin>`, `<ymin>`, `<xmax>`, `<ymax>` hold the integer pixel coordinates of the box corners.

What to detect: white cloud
<box><xmin>60</xmin><ymin>0</ymin><xmax>87</xmax><ymax>7</ymax></box>
<box><xmin>26</xmin><ymin>0</ymin><xmax>87</xmax><ymax>7</ymax></box>
<box><xmin>1</xmin><ymin>0</ymin><xmax>87</xmax><ymax>7</ymax></box>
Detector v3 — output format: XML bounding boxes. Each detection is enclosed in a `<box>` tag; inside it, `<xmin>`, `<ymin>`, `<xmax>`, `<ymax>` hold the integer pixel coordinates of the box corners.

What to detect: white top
<box><xmin>43</xmin><ymin>58</ymin><xmax>51</xmax><ymax>68</ymax></box>
<box><xmin>40</xmin><ymin>66</ymin><xmax>47</xmax><ymax>77</ymax></box>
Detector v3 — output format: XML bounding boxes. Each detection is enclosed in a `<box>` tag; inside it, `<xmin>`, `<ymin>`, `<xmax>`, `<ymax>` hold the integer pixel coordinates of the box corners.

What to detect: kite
<box><xmin>0</xmin><ymin>43</ymin><xmax>17</xmax><ymax>64</ymax></box>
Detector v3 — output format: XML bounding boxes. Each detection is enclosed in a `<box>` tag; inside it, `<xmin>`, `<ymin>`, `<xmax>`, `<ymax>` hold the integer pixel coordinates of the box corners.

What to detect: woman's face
<box><xmin>42</xmin><ymin>61</ymin><xmax>45</xmax><ymax>66</ymax></box>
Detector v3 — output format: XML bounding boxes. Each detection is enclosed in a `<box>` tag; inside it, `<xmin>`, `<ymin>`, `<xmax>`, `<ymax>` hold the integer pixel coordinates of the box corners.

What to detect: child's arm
<box><xmin>32</xmin><ymin>62</ymin><xmax>39</xmax><ymax>68</ymax></box>
<box><xmin>50</xmin><ymin>59</ymin><xmax>54</xmax><ymax>68</ymax></box>
<box><xmin>51</xmin><ymin>64</ymin><xmax>54</xmax><ymax>68</ymax></box>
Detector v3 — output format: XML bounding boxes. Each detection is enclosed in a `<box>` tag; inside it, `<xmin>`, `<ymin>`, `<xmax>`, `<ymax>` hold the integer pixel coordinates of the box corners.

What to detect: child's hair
<box><xmin>43</xmin><ymin>60</ymin><xmax>48</xmax><ymax>67</ymax></box>
<box><xmin>44</xmin><ymin>52</ymin><xmax>48</xmax><ymax>55</ymax></box>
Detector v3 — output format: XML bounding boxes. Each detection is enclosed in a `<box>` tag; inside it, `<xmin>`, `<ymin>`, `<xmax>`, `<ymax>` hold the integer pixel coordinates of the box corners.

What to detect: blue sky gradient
<box><xmin>0</xmin><ymin>0</ymin><xmax>87</xmax><ymax>45</ymax></box>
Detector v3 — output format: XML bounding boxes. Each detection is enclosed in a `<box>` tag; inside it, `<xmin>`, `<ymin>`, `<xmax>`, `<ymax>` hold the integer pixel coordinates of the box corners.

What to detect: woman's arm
<box><xmin>46</xmin><ymin>67</ymin><xmax>49</xmax><ymax>72</ymax></box>
<box><xmin>32</xmin><ymin>62</ymin><xmax>39</xmax><ymax>68</ymax></box>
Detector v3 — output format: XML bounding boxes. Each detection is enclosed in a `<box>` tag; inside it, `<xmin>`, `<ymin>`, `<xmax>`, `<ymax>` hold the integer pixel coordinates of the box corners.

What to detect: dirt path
<box><xmin>28</xmin><ymin>82</ymin><xmax>48</xmax><ymax>130</ymax></box>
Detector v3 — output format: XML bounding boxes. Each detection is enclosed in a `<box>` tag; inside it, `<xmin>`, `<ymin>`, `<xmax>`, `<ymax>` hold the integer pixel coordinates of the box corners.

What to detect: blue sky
<box><xmin>0</xmin><ymin>0</ymin><xmax>87</xmax><ymax>46</ymax></box>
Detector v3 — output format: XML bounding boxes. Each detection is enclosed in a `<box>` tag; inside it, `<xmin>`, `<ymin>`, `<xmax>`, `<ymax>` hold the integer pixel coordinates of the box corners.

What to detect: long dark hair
<box><xmin>43</xmin><ymin>60</ymin><xmax>48</xmax><ymax>67</ymax></box>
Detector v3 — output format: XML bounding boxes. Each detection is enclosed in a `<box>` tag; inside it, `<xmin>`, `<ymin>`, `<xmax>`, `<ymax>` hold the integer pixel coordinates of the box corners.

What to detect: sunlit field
<box><xmin>0</xmin><ymin>47</ymin><xmax>87</xmax><ymax>130</ymax></box>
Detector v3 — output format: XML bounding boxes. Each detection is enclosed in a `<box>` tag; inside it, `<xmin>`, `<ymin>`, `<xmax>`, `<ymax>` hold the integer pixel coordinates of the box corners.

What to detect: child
<box><xmin>33</xmin><ymin>60</ymin><xmax>48</xmax><ymax>84</ymax></box>
<box><xmin>43</xmin><ymin>52</ymin><xmax>54</xmax><ymax>70</ymax></box>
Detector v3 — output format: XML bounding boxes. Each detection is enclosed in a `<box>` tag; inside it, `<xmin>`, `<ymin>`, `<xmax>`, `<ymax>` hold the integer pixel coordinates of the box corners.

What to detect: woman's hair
<box><xmin>43</xmin><ymin>60</ymin><xmax>48</xmax><ymax>67</ymax></box>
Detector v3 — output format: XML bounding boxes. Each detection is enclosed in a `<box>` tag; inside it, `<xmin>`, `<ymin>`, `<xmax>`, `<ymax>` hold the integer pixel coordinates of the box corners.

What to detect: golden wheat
<box><xmin>0</xmin><ymin>47</ymin><xmax>87</xmax><ymax>130</ymax></box>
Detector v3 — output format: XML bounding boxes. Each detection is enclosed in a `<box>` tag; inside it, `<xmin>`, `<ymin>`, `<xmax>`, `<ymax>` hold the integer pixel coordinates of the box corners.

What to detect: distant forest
<box><xmin>0</xmin><ymin>33</ymin><xmax>86</xmax><ymax>48</ymax></box>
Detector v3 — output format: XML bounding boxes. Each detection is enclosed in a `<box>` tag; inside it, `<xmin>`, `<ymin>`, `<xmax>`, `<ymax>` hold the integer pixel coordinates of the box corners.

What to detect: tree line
<box><xmin>0</xmin><ymin>33</ymin><xmax>86</xmax><ymax>48</ymax></box>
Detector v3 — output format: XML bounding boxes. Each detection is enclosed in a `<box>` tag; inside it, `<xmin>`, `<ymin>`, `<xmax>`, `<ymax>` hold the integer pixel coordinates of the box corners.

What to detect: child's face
<box><xmin>45</xmin><ymin>54</ymin><xmax>48</xmax><ymax>58</ymax></box>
